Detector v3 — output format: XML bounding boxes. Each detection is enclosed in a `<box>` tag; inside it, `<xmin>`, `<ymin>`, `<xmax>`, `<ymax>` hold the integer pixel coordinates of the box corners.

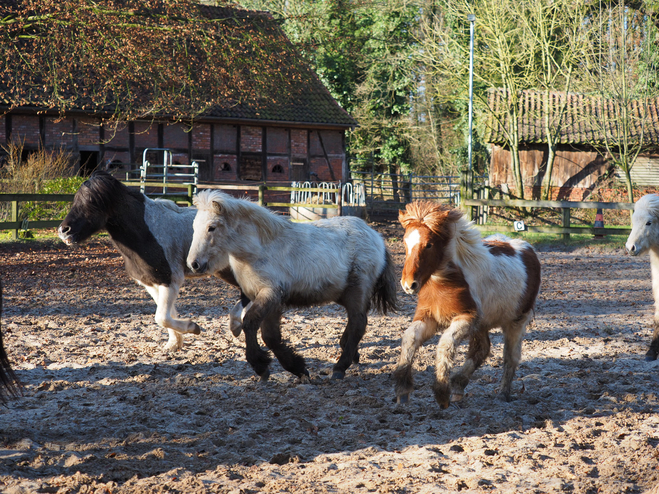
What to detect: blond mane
<box><xmin>636</xmin><ymin>193</ymin><xmax>659</xmax><ymax>218</ymax></box>
<box><xmin>193</xmin><ymin>189</ymin><xmax>289</xmax><ymax>242</ymax></box>
<box><xmin>399</xmin><ymin>201</ymin><xmax>488</xmax><ymax>269</ymax></box>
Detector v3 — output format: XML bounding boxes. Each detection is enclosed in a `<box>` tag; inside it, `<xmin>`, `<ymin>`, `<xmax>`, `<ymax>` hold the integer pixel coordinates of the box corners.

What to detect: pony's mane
<box><xmin>636</xmin><ymin>193</ymin><xmax>659</xmax><ymax>217</ymax></box>
<box><xmin>194</xmin><ymin>189</ymin><xmax>287</xmax><ymax>241</ymax></box>
<box><xmin>76</xmin><ymin>170</ymin><xmax>130</xmax><ymax>214</ymax></box>
<box><xmin>400</xmin><ymin>201</ymin><xmax>488</xmax><ymax>267</ymax></box>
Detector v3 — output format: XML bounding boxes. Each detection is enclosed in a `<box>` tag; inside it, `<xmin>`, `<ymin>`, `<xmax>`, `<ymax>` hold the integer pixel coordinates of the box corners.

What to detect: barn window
<box><xmin>221</xmin><ymin>162</ymin><xmax>231</xmax><ymax>171</ymax></box>
<box><xmin>271</xmin><ymin>164</ymin><xmax>284</xmax><ymax>174</ymax></box>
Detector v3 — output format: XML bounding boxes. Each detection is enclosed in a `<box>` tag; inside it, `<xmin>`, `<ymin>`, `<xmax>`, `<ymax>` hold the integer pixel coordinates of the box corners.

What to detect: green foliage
<box><xmin>22</xmin><ymin>177</ymin><xmax>85</xmax><ymax>221</ymax></box>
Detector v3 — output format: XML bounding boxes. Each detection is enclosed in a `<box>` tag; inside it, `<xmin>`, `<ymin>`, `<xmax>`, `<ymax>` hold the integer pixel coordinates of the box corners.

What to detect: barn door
<box><xmin>291</xmin><ymin>159</ymin><xmax>309</xmax><ymax>181</ymax></box>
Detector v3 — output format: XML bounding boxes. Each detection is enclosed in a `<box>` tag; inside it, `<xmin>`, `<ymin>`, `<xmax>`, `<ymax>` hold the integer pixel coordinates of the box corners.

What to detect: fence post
<box><xmin>258</xmin><ymin>184</ymin><xmax>265</xmax><ymax>207</ymax></box>
<box><xmin>460</xmin><ymin>169</ymin><xmax>474</xmax><ymax>221</ymax></box>
<box><xmin>562</xmin><ymin>208</ymin><xmax>571</xmax><ymax>241</ymax></box>
<box><xmin>11</xmin><ymin>200</ymin><xmax>18</xmax><ymax>240</ymax></box>
<box><xmin>187</xmin><ymin>184</ymin><xmax>194</xmax><ymax>205</ymax></box>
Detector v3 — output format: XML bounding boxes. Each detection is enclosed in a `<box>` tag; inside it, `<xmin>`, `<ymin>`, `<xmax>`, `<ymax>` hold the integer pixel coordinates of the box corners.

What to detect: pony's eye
<box><xmin>425</xmin><ymin>243</ymin><xmax>433</xmax><ymax>249</ymax></box>
<box><xmin>208</xmin><ymin>226</ymin><xmax>216</xmax><ymax>233</ymax></box>
<box><xmin>647</xmin><ymin>221</ymin><xmax>652</xmax><ymax>226</ymax></box>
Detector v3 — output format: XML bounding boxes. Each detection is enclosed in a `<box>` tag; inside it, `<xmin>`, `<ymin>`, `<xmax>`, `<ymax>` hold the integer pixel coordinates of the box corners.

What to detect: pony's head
<box><xmin>58</xmin><ymin>171</ymin><xmax>123</xmax><ymax>245</ymax></box>
<box><xmin>188</xmin><ymin>189</ymin><xmax>234</xmax><ymax>274</ymax></box>
<box><xmin>626</xmin><ymin>194</ymin><xmax>659</xmax><ymax>256</ymax></box>
<box><xmin>398</xmin><ymin>201</ymin><xmax>463</xmax><ymax>294</ymax></box>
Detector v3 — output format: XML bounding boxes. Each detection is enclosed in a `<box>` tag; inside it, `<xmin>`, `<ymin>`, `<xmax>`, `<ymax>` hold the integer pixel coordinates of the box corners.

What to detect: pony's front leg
<box><xmin>433</xmin><ymin>314</ymin><xmax>476</xmax><ymax>409</ymax></box>
<box><xmin>241</xmin><ymin>288</ymin><xmax>281</xmax><ymax>381</ymax></box>
<box><xmin>393</xmin><ymin>318</ymin><xmax>438</xmax><ymax>404</ymax></box>
<box><xmin>145</xmin><ymin>284</ymin><xmax>202</xmax><ymax>352</ymax></box>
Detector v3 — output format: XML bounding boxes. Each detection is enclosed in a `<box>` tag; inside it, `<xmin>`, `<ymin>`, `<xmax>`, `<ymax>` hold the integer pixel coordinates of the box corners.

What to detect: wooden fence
<box><xmin>0</xmin><ymin>182</ymin><xmax>342</xmax><ymax>239</ymax></box>
<box><xmin>460</xmin><ymin>169</ymin><xmax>634</xmax><ymax>238</ymax></box>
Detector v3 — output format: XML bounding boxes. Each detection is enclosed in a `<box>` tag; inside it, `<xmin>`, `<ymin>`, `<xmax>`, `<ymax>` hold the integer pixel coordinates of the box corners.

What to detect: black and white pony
<box><xmin>187</xmin><ymin>189</ymin><xmax>398</xmax><ymax>381</ymax></box>
<box><xmin>58</xmin><ymin>171</ymin><xmax>246</xmax><ymax>351</ymax></box>
<box><xmin>0</xmin><ymin>279</ymin><xmax>21</xmax><ymax>401</ymax></box>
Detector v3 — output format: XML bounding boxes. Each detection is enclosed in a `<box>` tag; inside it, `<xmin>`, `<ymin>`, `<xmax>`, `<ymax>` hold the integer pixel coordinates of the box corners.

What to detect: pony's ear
<box><xmin>399</xmin><ymin>209</ymin><xmax>412</xmax><ymax>229</ymax></box>
<box><xmin>446</xmin><ymin>208</ymin><xmax>463</xmax><ymax>223</ymax></box>
<box><xmin>212</xmin><ymin>201</ymin><xmax>223</xmax><ymax>215</ymax></box>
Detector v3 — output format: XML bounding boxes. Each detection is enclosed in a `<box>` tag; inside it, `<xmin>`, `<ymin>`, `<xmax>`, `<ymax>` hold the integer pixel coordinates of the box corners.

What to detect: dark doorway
<box><xmin>79</xmin><ymin>151</ymin><xmax>99</xmax><ymax>176</ymax></box>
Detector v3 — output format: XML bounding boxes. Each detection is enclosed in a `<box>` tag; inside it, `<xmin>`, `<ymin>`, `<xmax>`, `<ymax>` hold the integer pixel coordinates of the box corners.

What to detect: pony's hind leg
<box><xmin>260</xmin><ymin>310</ymin><xmax>309</xmax><ymax>382</ymax></box>
<box><xmin>433</xmin><ymin>314</ymin><xmax>477</xmax><ymax>409</ymax></box>
<box><xmin>646</xmin><ymin>317</ymin><xmax>659</xmax><ymax>361</ymax></box>
<box><xmin>393</xmin><ymin>318</ymin><xmax>438</xmax><ymax>404</ymax></box>
<box><xmin>333</xmin><ymin>297</ymin><xmax>369</xmax><ymax>380</ymax></box>
<box><xmin>450</xmin><ymin>329</ymin><xmax>491</xmax><ymax>402</ymax></box>
<box><xmin>498</xmin><ymin>314</ymin><xmax>530</xmax><ymax>401</ymax></box>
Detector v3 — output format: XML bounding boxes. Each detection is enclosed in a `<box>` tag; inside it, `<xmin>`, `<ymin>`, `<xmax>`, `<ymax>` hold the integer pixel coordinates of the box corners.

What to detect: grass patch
<box><xmin>481</xmin><ymin>230</ymin><xmax>628</xmax><ymax>251</ymax></box>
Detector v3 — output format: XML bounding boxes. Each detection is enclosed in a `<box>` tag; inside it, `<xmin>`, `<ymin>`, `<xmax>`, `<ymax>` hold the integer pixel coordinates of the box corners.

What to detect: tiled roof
<box><xmin>0</xmin><ymin>2</ymin><xmax>357</xmax><ymax>128</ymax></box>
<box><xmin>484</xmin><ymin>89</ymin><xmax>659</xmax><ymax>146</ymax></box>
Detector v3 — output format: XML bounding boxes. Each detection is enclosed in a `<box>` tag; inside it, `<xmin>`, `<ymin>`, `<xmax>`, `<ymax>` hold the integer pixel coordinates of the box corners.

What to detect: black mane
<box><xmin>74</xmin><ymin>170</ymin><xmax>133</xmax><ymax>216</ymax></box>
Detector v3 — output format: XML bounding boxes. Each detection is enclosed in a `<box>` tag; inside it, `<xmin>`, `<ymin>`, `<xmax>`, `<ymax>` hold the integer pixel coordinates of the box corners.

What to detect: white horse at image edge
<box><xmin>625</xmin><ymin>193</ymin><xmax>659</xmax><ymax>360</ymax></box>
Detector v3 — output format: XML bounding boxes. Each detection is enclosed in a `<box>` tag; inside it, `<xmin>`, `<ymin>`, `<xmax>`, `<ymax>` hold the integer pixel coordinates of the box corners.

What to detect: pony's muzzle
<box><xmin>58</xmin><ymin>224</ymin><xmax>74</xmax><ymax>244</ymax></box>
<box><xmin>626</xmin><ymin>243</ymin><xmax>638</xmax><ymax>256</ymax></box>
<box><xmin>401</xmin><ymin>279</ymin><xmax>419</xmax><ymax>295</ymax></box>
<box><xmin>189</xmin><ymin>260</ymin><xmax>208</xmax><ymax>274</ymax></box>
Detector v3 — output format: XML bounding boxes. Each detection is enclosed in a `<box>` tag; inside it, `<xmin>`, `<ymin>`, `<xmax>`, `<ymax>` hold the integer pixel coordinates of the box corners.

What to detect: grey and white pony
<box><xmin>625</xmin><ymin>193</ymin><xmax>659</xmax><ymax>360</ymax></box>
<box><xmin>187</xmin><ymin>189</ymin><xmax>398</xmax><ymax>381</ymax></box>
<box><xmin>58</xmin><ymin>171</ymin><xmax>246</xmax><ymax>351</ymax></box>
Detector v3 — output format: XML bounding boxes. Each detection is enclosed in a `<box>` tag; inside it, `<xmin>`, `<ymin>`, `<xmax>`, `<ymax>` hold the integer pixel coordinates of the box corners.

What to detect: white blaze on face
<box><xmin>404</xmin><ymin>229</ymin><xmax>421</xmax><ymax>255</ymax></box>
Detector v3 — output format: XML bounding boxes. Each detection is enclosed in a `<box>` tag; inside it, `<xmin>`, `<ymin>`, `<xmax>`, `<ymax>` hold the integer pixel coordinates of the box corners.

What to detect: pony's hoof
<box><xmin>298</xmin><ymin>374</ymin><xmax>311</xmax><ymax>385</ymax></box>
<box><xmin>450</xmin><ymin>393</ymin><xmax>464</xmax><ymax>403</ymax></box>
<box><xmin>259</xmin><ymin>369</ymin><xmax>270</xmax><ymax>382</ymax></box>
<box><xmin>191</xmin><ymin>323</ymin><xmax>202</xmax><ymax>335</ymax></box>
<box><xmin>331</xmin><ymin>371</ymin><xmax>345</xmax><ymax>380</ymax></box>
<box><xmin>436</xmin><ymin>399</ymin><xmax>450</xmax><ymax>409</ymax></box>
<box><xmin>228</xmin><ymin>302</ymin><xmax>244</xmax><ymax>337</ymax></box>
<box><xmin>496</xmin><ymin>392</ymin><xmax>513</xmax><ymax>402</ymax></box>
<box><xmin>645</xmin><ymin>354</ymin><xmax>658</xmax><ymax>362</ymax></box>
<box><xmin>396</xmin><ymin>393</ymin><xmax>409</xmax><ymax>404</ymax></box>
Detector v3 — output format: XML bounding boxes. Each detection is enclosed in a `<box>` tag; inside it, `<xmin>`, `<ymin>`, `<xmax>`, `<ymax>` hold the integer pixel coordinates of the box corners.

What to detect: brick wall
<box><xmin>291</xmin><ymin>129</ymin><xmax>307</xmax><ymax>157</ymax></box>
<box><xmin>12</xmin><ymin>115</ymin><xmax>41</xmax><ymax>146</ymax></box>
<box><xmin>44</xmin><ymin>117</ymin><xmax>74</xmax><ymax>148</ymax></box>
<box><xmin>267</xmin><ymin>128</ymin><xmax>288</xmax><ymax>154</ymax></box>
<box><xmin>241</xmin><ymin>126</ymin><xmax>262</xmax><ymax>153</ymax></box>
<box><xmin>103</xmin><ymin>122</ymin><xmax>130</xmax><ymax>148</ymax></box>
<box><xmin>192</xmin><ymin>124</ymin><xmax>211</xmax><ymax>151</ymax></box>
<box><xmin>214</xmin><ymin>154</ymin><xmax>238</xmax><ymax>181</ymax></box>
<box><xmin>77</xmin><ymin>118</ymin><xmax>101</xmax><ymax>147</ymax></box>
<box><xmin>133</xmin><ymin>121</ymin><xmax>158</xmax><ymax>148</ymax></box>
<box><xmin>163</xmin><ymin>123</ymin><xmax>189</xmax><ymax>150</ymax></box>
<box><xmin>267</xmin><ymin>156</ymin><xmax>289</xmax><ymax>181</ymax></box>
<box><xmin>214</xmin><ymin>124</ymin><xmax>237</xmax><ymax>153</ymax></box>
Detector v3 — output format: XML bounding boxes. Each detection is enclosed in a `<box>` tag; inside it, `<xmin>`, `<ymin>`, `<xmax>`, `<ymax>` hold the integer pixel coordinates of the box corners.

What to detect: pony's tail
<box><xmin>371</xmin><ymin>248</ymin><xmax>398</xmax><ymax>315</ymax></box>
<box><xmin>0</xmin><ymin>280</ymin><xmax>21</xmax><ymax>402</ymax></box>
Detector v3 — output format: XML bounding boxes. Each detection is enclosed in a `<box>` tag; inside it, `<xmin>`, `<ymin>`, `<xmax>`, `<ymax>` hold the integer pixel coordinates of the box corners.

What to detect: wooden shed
<box><xmin>484</xmin><ymin>90</ymin><xmax>659</xmax><ymax>199</ymax></box>
<box><xmin>0</xmin><ymin>1</ymin><xmax>357</xmax><ymax>184</ymax></box>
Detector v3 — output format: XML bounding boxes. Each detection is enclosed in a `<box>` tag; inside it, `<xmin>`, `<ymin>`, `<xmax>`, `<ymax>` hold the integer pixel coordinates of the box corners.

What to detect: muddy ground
<box><xmin>0</xmin><ymin>221</ymin><xmax>658</xmax><ymax>494</ymax></box>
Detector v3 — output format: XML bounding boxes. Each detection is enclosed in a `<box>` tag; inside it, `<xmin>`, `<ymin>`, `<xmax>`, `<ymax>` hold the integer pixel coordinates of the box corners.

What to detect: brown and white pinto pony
<box><xmin>394</xmin><ymin>202</ymin><xmax>541</xmax><ymax>408</ymax></box>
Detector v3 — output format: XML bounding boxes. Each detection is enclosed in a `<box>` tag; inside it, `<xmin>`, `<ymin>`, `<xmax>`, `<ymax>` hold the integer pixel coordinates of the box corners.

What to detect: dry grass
<box><xmin>0</xmin><ymin>140</ymin><xmax>75</xmax><ymax>193</ymax></box>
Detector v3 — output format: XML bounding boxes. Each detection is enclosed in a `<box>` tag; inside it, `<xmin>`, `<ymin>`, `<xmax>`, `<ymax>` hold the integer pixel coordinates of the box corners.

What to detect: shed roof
<box><xmin>484</xmin><ymin>89</ymin><xmax>659</xmax><ymax>147</ymax></box>
<box><xmin>0</xmin><ymin>0</ymin><xmax>356</xmax><ymax>128</ymax></box>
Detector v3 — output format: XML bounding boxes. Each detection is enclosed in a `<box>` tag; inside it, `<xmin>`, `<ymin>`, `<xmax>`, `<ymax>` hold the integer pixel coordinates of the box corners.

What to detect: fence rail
<box><xmin>461</xmin><ymin>167</ymin><xmax>634</xmax><ymax>238</ymax></box>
